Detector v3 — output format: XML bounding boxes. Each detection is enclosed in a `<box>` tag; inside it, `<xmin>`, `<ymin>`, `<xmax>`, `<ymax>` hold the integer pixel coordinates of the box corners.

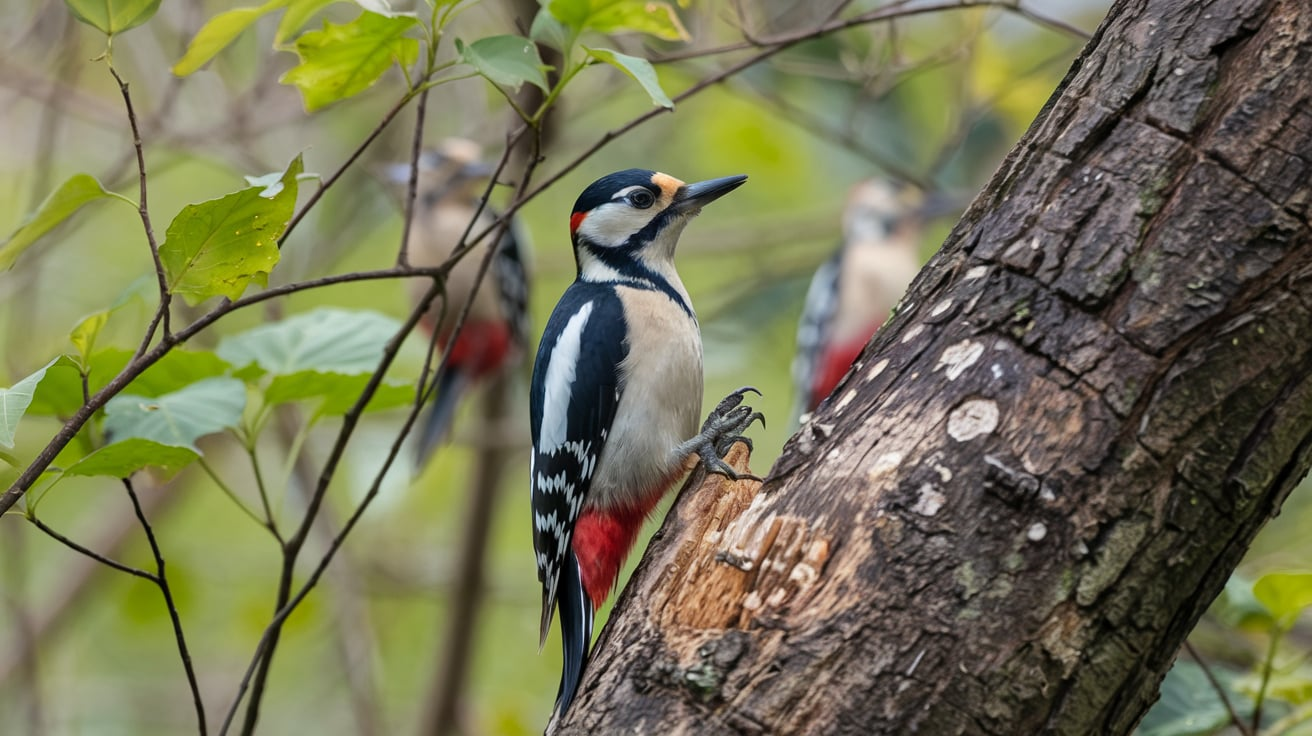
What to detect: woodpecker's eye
<box><xmin>628</xmin><ymin>190</ymin><xmax>655</xmax><ymax>209</ymax></box>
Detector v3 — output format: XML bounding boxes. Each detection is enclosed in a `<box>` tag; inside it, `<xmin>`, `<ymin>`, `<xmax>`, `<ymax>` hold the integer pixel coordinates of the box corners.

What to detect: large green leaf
<box><xmin>63</xmin><ymin>438</ymin><xmax>199</xmax><ymax>478</ymax></box>
<box><xmin>173</xmin><ymin>0</ymin><xmax>291</xmax><ymax>76</ymax></box>
<box><xmin>280</xmin><ymin>11</ymin><xmax>419</xmax><ymax>112</ymax></box>
<box><xmin>1254</xmin><ymin>572</ymin><xmax>1312</xmax><ymax>629</ymax></box>
<box><xmin>585</xmin><ymin>47</ymin><xmax>672</xmax><ymax>108</ymax></box>
<box><xmin>1138</xmin><ymin>659</ymin><xmax>1252</xmax><ymax>736</ymax></box>
<box><xmin>218</xmin><ymin>308</ymin><xmax>411</xmax><ymax>414</ymax></box>
<box><xmin>158</xmin><ymin>155</ymin><xmax>302</xmax><ymax>305</ymax></box>
<box><xmin>65</xmin><ymin>0</ymin><xmax>161</xmax><ymax>36</ymax></box>
<box><xmin>0</xmin><ymin>358</ymin><xmax>61</xmax><ymax>448</ymax></box>
<box><xmin>1</xmin><ymin>174</ymin><xmax>121</xmax><ymax>271</ymax></box>
<box><xmin>103</xmin><ymin>377</ymin><xmax>247</xmax><ymax>449</ymax></box>
<box><xmin>547</xmin><ymin>0</ymin><xmax>687</xmax><ymax>41</ymax></box>
<box><xmin>218</xmin><ymin>308</ymin><xmax>401</xmax><ymax>375</ymax></box>
<box><xmin>458</xmin><ymin>35</ymin><xmax>550</xmax><ymax>92</ymax></box>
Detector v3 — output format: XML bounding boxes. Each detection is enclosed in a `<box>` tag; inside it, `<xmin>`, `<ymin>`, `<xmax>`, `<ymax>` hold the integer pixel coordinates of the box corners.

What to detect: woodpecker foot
<box><xmin>686</xmin><ymin>387</ymin><xmax>765</xmax><ymax>482</ymax></box>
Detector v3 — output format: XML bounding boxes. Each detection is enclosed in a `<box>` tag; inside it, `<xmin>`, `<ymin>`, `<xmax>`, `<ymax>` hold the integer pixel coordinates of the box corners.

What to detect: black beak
<box><xmin>917</xmin><ymin>191</ymin><xmax>965</xmax><ymax>219</ymax></box>
<box><xmin>675</xmin><ymin>174</ymin><xmax>747</xmax><ymax>213</ymax></box>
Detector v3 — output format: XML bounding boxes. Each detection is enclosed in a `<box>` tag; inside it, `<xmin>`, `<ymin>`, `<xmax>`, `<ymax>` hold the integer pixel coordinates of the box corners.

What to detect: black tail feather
<box><xmin>553</xmin><ymin>550</ymin><xmax>594</xmax><ymax>717</ymax></box>
<box><xmin>414</xmin><ymin>366</ymin><xmax>472</xmax><ymax>468</ymax></box>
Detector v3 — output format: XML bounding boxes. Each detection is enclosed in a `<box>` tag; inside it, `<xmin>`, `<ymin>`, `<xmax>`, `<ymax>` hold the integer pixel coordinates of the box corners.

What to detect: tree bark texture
<box><xmin>554</xmin><ymin>0</ymin><xmax>1312</xmax><ymax>733</ymax></box>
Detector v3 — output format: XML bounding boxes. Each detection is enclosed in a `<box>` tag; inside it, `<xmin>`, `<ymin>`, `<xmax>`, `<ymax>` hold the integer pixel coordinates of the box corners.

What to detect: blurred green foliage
<box><xmin>31</xmin><ymin>1</ymin><xmax>1312</xmax><ymax>735</ymax></box>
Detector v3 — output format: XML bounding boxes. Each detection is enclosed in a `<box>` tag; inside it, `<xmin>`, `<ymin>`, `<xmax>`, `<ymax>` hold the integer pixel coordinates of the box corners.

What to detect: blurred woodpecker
<box><xmin>793</xmin><ymin>179</ymin><xmax>949</xmax><ymax>417</ymax></box>
<box><xmin>387</xmin><ymin>139</ymin><xmax>531</xmax><ymax>464</ymax></box>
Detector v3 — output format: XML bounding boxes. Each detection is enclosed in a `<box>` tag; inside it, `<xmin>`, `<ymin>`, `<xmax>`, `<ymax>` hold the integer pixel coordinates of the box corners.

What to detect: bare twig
<box><xmin>109</xmin><ymin>66</ymin><xmax>172</xmax><ymax>350</ymax></box>
<box><xmin>397</xmin><ymin>88</ymin><xmax>431</xmax><ymax>267</ymax></box>
<box><xmin>279</xmin><ymin>90</ymin><xmax>418</xmax><ymax>250</ymax></box>
<box><xmin>0</xmin><ymin>482</ymin><xmax>176</xmax><ymax>686</ymax></box>
<box><xmin>122</xmin><ymin>478</ymin><xmax>207</xmax><ymax>735</ymax></box>
<box><xmin>27</xmin><ymin>514</ymin><xmax>155</xmax><ymax>581</ymax></box>
<box><xmin>1183</xmin><ymin>641</ymin><xmax>1252</xmax><ymax>736</ymax></box>
<box><xmin>274</xmin><ymin>406</ymin><xmax>383</xmax><ymax>736</ymax></box>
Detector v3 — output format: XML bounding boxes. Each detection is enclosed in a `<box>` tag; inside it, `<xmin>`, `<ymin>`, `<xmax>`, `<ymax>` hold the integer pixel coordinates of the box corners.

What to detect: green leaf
<box><xmin>276</xmin><ymin>0</ymin><xmax>340</xmax><ymax>44</ymax></box>
<box><xmin>69</xmin><ymin>312</ymin><xmax>110</xmax><ymax>368</ymax></box>
<box><xmin>65</xmin><ymin>0</ymin><xmax>161</xmax><ymax>36</ymax></box>
<box><xmin>218</xmin><ymin>308</ymin><xmax>409</xmax><ymax>414</ymax></box>
<box><xmin>458</xmin><ymin>35</ymin><xmax>550</xmax><ymax>92</ymax></box>
<box><xmin>28</xmin><ymin>349</ymin><xmax>233</xmax><ymax>418</ymax></box>
<box><xmin>104</xmin><ymin>377</ymin><xmax>247</xmax><ymax>449</ymax></box>
<box><xmin>0</xmin><ymin>358</ymin><xmax>61</xmax><ymax>448</ymax></box>
<box><xmin>64</xmin><ymin>438</ymin><xmax>199</xmax><ymax>478</ymax></box>
<box><xmin>1254</xmin><ymin>572</ymin><xmax>1312</xmax><ymax>629</ymax></box>
<box><xmin>217</xmin><ymin>308</ymin><xmax>402</xmax><ymax>376</ymax></box>
<box><xmin>547</xmin><ymin>0</ymin><xmax>687</xmax><ymax>41</ymax></box>
<box><xmin>585</xmin><ymin>47</ymin><xmax>672</xmax><ymax>108</ymax></box>
<box><xmin>1139</xmin><ymin>659</ymin><xmax>1253</xmax><ymax>736</ymax></box>
<box><xmin>158</xmin><ymin>155</ymin><xmax>302</xmax><ymax>305</ymax></box>
<box><xmin>173</xmin><ymin>0</ymin><xmax>291</xmax><ymax>76</ymax></box>
<box><xmin>280</xmin><ymin>11</ymin><xmax>419</xmax><ymax>112</ymax></box>
<box><xmin>1</xmin><ymin>174</ymin><xmax>120</xmax><ymax>271</ymax></box>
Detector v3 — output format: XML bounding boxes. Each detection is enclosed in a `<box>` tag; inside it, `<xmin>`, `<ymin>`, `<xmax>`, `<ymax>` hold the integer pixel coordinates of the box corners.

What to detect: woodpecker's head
<box><xmin>843</xmin><ymin>179</ymin><xmax>961</xmax><ymax>247</ymax></box>
<box><xmin>568</xmin><ymin>168</ymin><xmax>746</xmax><ymax>281</ymax></box>
<box><xmin>384</xmin><ymin>137</ymin><xmax>495</xmax><ymax>207</ymax></box>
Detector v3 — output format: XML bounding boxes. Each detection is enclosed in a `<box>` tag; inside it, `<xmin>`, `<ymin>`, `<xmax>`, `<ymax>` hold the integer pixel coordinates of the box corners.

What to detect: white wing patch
<box><xmin>539</xmin><ymin>301</ymin><xmax>593</xmax><ymax>451</ymax></box>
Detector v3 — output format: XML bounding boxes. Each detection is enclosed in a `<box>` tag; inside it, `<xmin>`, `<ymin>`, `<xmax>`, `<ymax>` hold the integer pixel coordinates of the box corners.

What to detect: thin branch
<box><xmin>279</xmin><ymin>90</ymin><xmax>418</xmax><ymax>250</ymax></box>
<box><xmin>27</xmin><ymin>515</ymin><xmax>155</xmax><ymax>582</ymax></box>
<box><xmin>122</xmin><ymin>478</ymin><xmax>207</xmax><ymax>735</ymax></box>
<box><xmin>224</xmin><ymin>125</ymin><xmax>537</xmax><ymax>736</ymax></box>
<box><xmin>109</xmin><ymin>66</ymin><xmax>172</xmax><ymax>349</ymax></box>
<box><xmin>1183</xmin><ymin>641</ymin><xmax>1252</xmax><ymax>736</ymax></box>
<box><xmin>246</xmin><ymin>446</ymin><xmax>286</xmax><ymax>548</ymax></box>
<box><xmin>396</xmin><ymin>88</ymin><xmax>431</xmax><ymax>267</ymax></box>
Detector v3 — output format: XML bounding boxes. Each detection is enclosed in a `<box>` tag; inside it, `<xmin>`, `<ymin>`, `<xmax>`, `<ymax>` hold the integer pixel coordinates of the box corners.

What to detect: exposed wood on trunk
<box><xmin>553</xmin><ymin>0</ymin><xmax>1312</xmax><ymax>733</ymax></box>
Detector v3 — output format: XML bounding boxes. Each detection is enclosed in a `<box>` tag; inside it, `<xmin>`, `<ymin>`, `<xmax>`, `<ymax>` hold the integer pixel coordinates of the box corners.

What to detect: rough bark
<box><xmin>553</xmin><ymin>0</ymin><xmax>1312</xmax><ymax>733</ymax></box>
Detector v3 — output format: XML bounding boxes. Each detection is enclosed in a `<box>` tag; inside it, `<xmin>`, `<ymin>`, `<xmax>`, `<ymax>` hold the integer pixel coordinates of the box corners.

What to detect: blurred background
<box><xmin>5</xmin><ymin>1</ymin><xmax>1304</xmax><ymax>734</ymax></box>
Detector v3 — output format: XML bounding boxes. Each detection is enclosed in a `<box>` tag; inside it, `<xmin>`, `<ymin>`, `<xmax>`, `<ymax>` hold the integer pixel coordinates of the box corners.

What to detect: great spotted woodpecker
<box><xmin>530</xmin><ymin>169</ymin><xmax>761</xmax><ymax>716</ymax></box>
<box><xmin>387</xmin><ymin>139</ymin><xmax>531</xmax><ymax>463</ymax></box>
<box><xmin>793</xmin><ymin>179</ymin><xmax>944</xmax><ymax>418</ymax></box>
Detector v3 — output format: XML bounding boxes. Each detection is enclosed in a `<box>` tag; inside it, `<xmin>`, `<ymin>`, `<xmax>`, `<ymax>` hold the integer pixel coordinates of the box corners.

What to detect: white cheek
<box><xmin>578</xmin><ymin>206</ymin><xmax>655</xmax><ymax>247</ymax></box>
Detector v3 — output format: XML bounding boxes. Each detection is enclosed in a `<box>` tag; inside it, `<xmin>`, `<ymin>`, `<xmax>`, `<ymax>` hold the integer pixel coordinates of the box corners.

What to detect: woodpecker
<box><xmin>793</xmin><ymin>179</ymin><xmax>937</xmax><ymax>417</ymax></box>
<box><xmin>387</xmin><ymin>139</ymin><xmax>531</xmax><ymax>463</ymax></box>
<box><xmin>530</xmin><ymin>169</ymin><xmax>760</xmax><ymax>717</ymax></box>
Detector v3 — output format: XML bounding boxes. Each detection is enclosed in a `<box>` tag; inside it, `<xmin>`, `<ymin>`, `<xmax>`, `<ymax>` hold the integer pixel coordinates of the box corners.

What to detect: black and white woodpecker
<box><xmin>793</xmin><ymin>178</ymin><xmax>946</xmax><ymax>418</ymax></box>
<box><xmin>386</xmin><ymin>139</ymin><xmax>531</xmax><ymax>463</ymax></box>
<box><xmin>530</xmin><ymin>169</ymin><xmax>761</xmax><ymax>718</ymax></box>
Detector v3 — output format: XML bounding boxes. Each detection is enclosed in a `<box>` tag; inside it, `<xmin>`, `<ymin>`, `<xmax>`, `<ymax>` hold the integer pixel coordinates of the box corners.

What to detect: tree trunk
<box><xmin>553</xmin><ymin>0</ymin><xmax>1312</xmax><ymax>733</ymax></box>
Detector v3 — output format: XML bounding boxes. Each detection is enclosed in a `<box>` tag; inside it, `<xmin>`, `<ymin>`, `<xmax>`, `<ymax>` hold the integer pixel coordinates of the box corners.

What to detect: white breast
<box><xmin>407</xmin><ymin>201</ymin><xmax>504</xmax><ymax>333</ymax></box>
<box><xmin>589</xmin><ymin>284</ymin><xmax>703</xmax><ymax>509</ymax></box>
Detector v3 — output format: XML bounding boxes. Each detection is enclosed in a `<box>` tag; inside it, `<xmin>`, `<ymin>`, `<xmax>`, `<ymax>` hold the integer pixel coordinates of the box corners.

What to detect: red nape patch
<box><xmin>570</xmin><ymin>211</ymin><xmax>587</xmax><ymax>234</ymax></box>
<box><xmin>446</xmin><ymin>320</ymin><xmax>513</xmax><ymax>377</ymax></box>
<box><xmin>572</xmin><ymin>498</ymin><xmax>663</xmax><ymax>610</ymax></box>
<box><xmin>809</xmin><ymin>327</ymin><xmax>881</xmax><ymax>412</ymax></box>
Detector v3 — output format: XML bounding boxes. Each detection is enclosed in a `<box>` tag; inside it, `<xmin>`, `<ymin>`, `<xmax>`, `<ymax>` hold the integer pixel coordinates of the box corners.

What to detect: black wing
<box><xmin>792</xmin><ymin>246</ymin><xmax>842</xmax><ymax>417</ymax></box>
<box><xmin>529</xmin><ymin>281</ymin><xmax>628</xmax><ymax>636</ymax></box>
